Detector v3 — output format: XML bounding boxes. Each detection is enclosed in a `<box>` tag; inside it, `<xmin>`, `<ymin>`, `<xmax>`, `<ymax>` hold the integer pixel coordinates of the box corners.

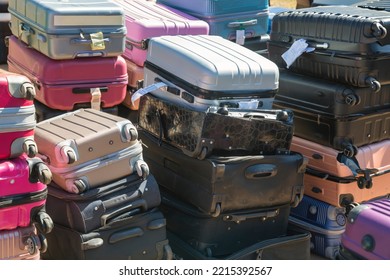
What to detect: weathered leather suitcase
<box><xmin>45</xmin><ymin>173</ymin><xmax>161</xmax><ymax>233</ymax></box>
<box><xmin>34</xmin><ymin>109</ymin><xmax>149</xmax><ymax>194</ymax></box>
<box><xmin>139</xmin><ymin>94</ymin><xmax>294</xmax><ymax>159</ymax></box>
<box><xmin>140</xmin><ymin>129</ymin><xmax>306</xmax><ymax>216</ymax></box>
<box><xmin>41</xmin><ymin>208</ymin><xmax>173</xmax><ymax>260</ymax></box>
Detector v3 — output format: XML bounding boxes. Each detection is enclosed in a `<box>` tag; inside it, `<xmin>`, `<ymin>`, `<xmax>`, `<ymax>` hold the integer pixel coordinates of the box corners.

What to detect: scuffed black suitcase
<box><xmin>41</xmin><ymin>208</ymin><xmax>173</xmax><ymax>260</ymax></box>
<box><xmin>45</xmin><ymin>173</ymin><xmax>161</xmax><ymax>233</ymax></box>
<box><xmin>276</xmin><ymin>69</ymin><xmax>390</xmax><ymax>116</ymax></box>
<box><xmin>0</xmin><ymin>12</ymin><xmax>11</xmax><ymax>64</ymax></box>
<box><xmin>140</xmin><ymin>129</ymin><xmax>306</xmax><ymax>216</ymax></box>
<box><xmin>160</xmin><ymin>189</ymin><xmax>291</xmax><ymax>258</ymax></box>
<box><xmin>138</xmin><ymin>94</ymin><xmax>294</xmax><ymax>159</ymax></box>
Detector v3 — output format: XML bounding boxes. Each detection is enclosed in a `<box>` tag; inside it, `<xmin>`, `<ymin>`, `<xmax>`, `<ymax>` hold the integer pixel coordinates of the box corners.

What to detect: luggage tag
<box><xmin>90</xmin><ymin>88</ymin><xmax>101</xmax><ymax>111</ymax></box>
<box><xmin>90</xmin><ymin>31</ymin><xmax>105</xmax><ymax>50</ymax></box>
<box><xmin>281</xmin><ymin>38</ymin><xmax>315</xmax><ymax>68</ymax></box>
<box><xmin>236</xmin><ymin>28</ymin><xmax>246</xmax><ymax>46</ymax></box>
<box><xmin>130</xmin><ymin>82</ymin><xmax>167</xmax><ymax>105</ymax></box>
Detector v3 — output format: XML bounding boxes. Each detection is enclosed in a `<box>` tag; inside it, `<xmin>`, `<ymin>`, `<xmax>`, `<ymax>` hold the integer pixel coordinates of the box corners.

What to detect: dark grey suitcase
<box><xmin>0</xmin><ymin>12</ymin><xmax>11</xmax><ymax>64</ymax></box>
<box><xmin>140</xmin><ymin>129</ymin><xmax>307</xmax><ymax>216</ymax></box>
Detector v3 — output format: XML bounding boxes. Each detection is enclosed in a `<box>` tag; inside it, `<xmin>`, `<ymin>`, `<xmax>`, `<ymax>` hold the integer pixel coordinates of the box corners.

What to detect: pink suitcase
<box><xmin>0</xmin><ymin>224</ymin><xmax>46</xmax><ymax>260</ymax></box>
<box><xmin>122</xmin><ymin>57</ymin><xmax>144</xmax><ymax>110</ymax></box>
<box><xmin>0</xmin><ymin>155</ymin><xmax>53</xmax><ymax>234</ymax></box>
<box><xmin>340</xmin><ymin>197</ymin><xmax>390</xmax><ymax>260</ymax></box>
<box><xmin>0</xmin><ymin>69</ymin><xmax>38</xmax><ymax>159</ymax></box>
<box><xmin>113</xmin><ymin>0</ymin><xmax>209</xmax><ymax>67</ymax></box>
<box><xmin>7</xmin><ymin>35</ymin><xmax>128</xmax><ymax>111</ymax></box>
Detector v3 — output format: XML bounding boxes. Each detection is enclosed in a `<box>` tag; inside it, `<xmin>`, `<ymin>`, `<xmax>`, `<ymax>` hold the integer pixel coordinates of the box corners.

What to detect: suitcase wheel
<box><xmin>122</xmin><ymin>123</ymin><xmax>138</xmax><ymax>142</ymax></box>
<box><xmin>36</xmin><ymin>164</ymin><xmax>53</xmax><ymax>185</ymax></box>
<box><xmin>66</xmin><ymin>149</ymin><xmax>77</xmax><ymax>164</ymax></box>
<box><xmin>25</xmin><ymin>235</ymin><xmax>39</xmax><ymax>255</ymax></box>
<box><xmin>342</xmin><ymin>144</ymin><xmax>358</xmax><ymax>158</ymax></box>
<box><xmin>365</xmin><ymin>77</ymin><xmax>381</xmax><ymax>93</ymax></box>
<box><xmin>197</xmin><ymin>147</ymin><xmax>208</xmax><ymax>160</ymax></box>
<box><xmin>20</xmin><ymin>82</ymin><xmax>36</xmax><ymax>100</ymax></box>
<box><xmin>38</xmin><ymin>233</ymin><xmax>48</xmax><ymax>254</ymax></box>
<box><xmin>73</xmin><ymin>179</ymin><xmax>88</xmax><ymax>194</ymax></box>
<box><xmin>344</xmin><ymin>93</ymin><xmax>359</xmax><ymax>106</ymax></box>
<box><xmin>276</xmin><ymin>110</ymin><xmax>290</xmax><ymax>121</ymax></box>
<box><xmin>371</xmin><ymin>22</ymin><xmax>387</xmax><ymax>39</ymax></box>
<box><xmin>23</xmin><ymin>139</ymin><xmax>38</xmax><ymax>158</ymax></box>
<box><xmin>35</xmin><ymin>211</ymin><xmax>54</xmax><ymax>235</ymax></box>
<box><xmin>345</xmin><ymin>202</ymin><xmax>360</xmax><ymax>216</ymax></box>
<box><xmin>357</xmin><ymin>177</ymin><xmax>373</xmax><ymax>189</ymax></box>
<box><xmin>163</xmin><ymin>244</ymin><xmax>174</xmax><ymax>260</ymax></box>
<box><xmin>210</xmin><ymin>203</ymin><xmax>221</xmax><ymax>218</ymax></box>
<box><xmin>291</xmin><ymin>195</ymin><xmax>301</xmax><ymax>208</ymax></box>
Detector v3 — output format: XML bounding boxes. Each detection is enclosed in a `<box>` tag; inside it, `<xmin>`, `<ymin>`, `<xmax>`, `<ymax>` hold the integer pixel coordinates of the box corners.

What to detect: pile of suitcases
<box><xmin>0</xmin><ymin>69</ymin><xmax>54</xmax><ymax>260</ymax></box>
<box><xmin>267</xmin><ymin>2</ymin><xmax>390</xmax><ymax>259</ymax></box>
<box><xmin>133</xmin><ymin>33</ymin><xmax>312</xmax><ymax>260</ymax></box>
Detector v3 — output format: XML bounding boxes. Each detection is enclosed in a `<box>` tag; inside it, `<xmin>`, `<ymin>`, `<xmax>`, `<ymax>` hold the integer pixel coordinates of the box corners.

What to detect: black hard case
<box><xmin>41</xmin><ymin>208</ymin><xmax>173</xmax><ymax>260</ymax></box>
<box><xmin>276</xmin><ymin>69</ymin><xmax>390</xmax><ymax>117</ymax></box>
<box><xmin>0</xmin><ymin>13</ymin><xmax>11</xmax><ymax>64</ymax></box>
<box><xmin>138</xmin><ymin>94</ymin><xmax>294</xmax><ymax>159</ymax></box>
<box><xmin>160</xmin><ymin>190</ymin><xmax>291</xmax><ymax>258</ymax></box>
<box><xmin>269</xmin><ymin>6</ymin><xmax>390</xmax><ymax>55</ymax></box>
<box><xmin>272</xmin><ymin>102</ymin><xmax>390</xmax><ymax>155</ymax></box>
<box><xmin>45</xmin><ymin>173</ymin><xmax>161</xmax><ymax>233</ymax></box>
<box><xmin>140</xmin><ymin>130</ymin><xmax>306</xmax><ymax>216</ymax></box>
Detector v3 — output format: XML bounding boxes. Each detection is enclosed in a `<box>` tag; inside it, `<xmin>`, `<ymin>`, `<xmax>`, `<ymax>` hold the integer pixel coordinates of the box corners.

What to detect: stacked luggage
<box><xmin>267</xmin><ymin>4</ymin><xmax>390</xmax><ymax>259</ymax></box>
<box><xmin>33</xmin><ymin>109</ymin><xmax>172</xmax><ymax>260</ymax></box>
<box><xmin>0</xmin><ymin>70</ymin><xmax>53</xmax><ymax>260</ymax></box>
<box><xmin>6</xmin><ymin>0</ymin><xmax>128</xmax><ymax>121</ymax></box>
<box><xmin>135</xmin><ymin>34</ymin><xmax>311</xmax><ymax>259</ymax></box>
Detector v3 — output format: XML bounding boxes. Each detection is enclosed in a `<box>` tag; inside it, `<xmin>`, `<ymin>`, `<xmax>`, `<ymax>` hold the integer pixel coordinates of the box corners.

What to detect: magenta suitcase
<box><xmin>0</xmin><ymin>155</ymin><xmax>53</xmax><ymax>234</ymax></box>
<box><xmin>112</xmin><ymin>0</ymin><xmax>209</xmax><ymax>67</ymax></box>
<box><xmin>340</xmin><ymin>197</ymin><xmax>390</xmax><ymax>260</ymax></box>
<box><xmin>7</xmin><ymin>35</ymin><xmax>128</xmax><ymax>111</ymax></box>
<box><xmin>0</xmin><ymin>224</ymin><xmax>46</xmax><ymax>260</ymax></box>
<box><xmin>0</xmin><ymin>69</ymin><xmax>38</xmax><ymax>159</ymax></box>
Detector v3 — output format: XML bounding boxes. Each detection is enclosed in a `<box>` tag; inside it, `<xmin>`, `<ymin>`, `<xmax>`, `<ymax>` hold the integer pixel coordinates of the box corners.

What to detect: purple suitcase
<box><xmin>340</xmin><ymin>197</ymin><xmax>390</xmax><ymax>259</ymax></box>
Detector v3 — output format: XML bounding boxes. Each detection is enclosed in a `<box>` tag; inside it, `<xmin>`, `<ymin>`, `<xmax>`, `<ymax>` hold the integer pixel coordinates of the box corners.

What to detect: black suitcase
<box><xmin>272</xmin><ymin>102</ymin><xmax>390</xmax><ymax>157</ymax></box>
<box><xmin>45</xmin><ymin>173</ymin><xmax>161</xmax><ymax>233</ymax></box>
<box><xmin>140</xmin><ymin>129</ymin><xmax>306</xmax><ymax>216</ymax></box>
<box><xmin>41</xmin><ymin>207</ymin><xmax>173</xmax><ymax>260</ymax></box>
<box><xmin>276</xmin><ymin>69</ymin><xmax>390</xmax><ymax>116</ymax></box>
<box><xmin>0</xmin><ymin>13</ymin><xmax>11</xmax><ymax>64</ymax></box>
<box><xmin>160</xmin><ymin>189</ymin><xmax>291</xmax><ymax>258</ymax></box>
<box><xmin>268</xmin><ymin>41</ymin><xmax>389</xmax><ymax>92</ymax></box>
<box><xmin>169</xmin><ymin>227</ymin><xmax>311</xmax><ymax>260</ymax></box>
<box><xmin>138</xmin><ymin>94</ymin><xmax>294</xmax><ymax>159</ymax></box>
<box><xmin>269</xmin><ymin>6</ymin><xmax>390</xmax><ymax>55</ymax></box>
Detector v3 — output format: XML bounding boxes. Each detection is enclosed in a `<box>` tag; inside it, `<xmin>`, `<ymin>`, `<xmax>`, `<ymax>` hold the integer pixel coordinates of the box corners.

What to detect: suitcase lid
<box><xmin>145</xmin><ymin>35</ymin><xmax>279</xmax><ymax>93</ymax></box>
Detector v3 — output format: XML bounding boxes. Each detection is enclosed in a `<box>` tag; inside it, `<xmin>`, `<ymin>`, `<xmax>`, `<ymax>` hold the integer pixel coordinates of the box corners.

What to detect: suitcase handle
<box><xmin>108</xmin><ymin>228</ymin><xmax>144</xmax><ymax>244</ymax></box>
<box><xmin>81</xmin><ymin>238</ymin><xmax>104</xmax><ymax>251</ymax></box>
<box><xmin>100</xmin><ymin>200</ymin><xmax>146</xmax><ymax>227</ymax></box>
<box><xmin>245</xmin><ymin>164</ymin><xmax>277</xmax><ymax>179</ymax></box>
<box><xmin>228</xmin><ymin>19</ymin><xmax>257</xmax><ymax>28</ymax></box>
<box><xmin>71</xmin><ymin>37</ymin><xmax>110</xmax><ymax>45</ymax></box>
<box><xmin>223</xmin><ymin>209</ymin><xmax>280</xmax><ymax>223</ymax></box>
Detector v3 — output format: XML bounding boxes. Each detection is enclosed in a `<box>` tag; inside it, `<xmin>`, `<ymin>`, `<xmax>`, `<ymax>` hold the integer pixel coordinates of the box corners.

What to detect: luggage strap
<box><xmin>90</xmin><ymin>88</ymin><xmax>101</xmax><ymax>110</ymax></box>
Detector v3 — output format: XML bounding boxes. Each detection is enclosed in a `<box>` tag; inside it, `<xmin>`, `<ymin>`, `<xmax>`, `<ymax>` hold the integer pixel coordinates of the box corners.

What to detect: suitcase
<box><xmin>168</xmin><ymin>227</ymin><xmax>311</xmax><ymax>260</ymax></box>
<box><xmin>160</xmin><ymin>189</ymin><xmax>291</xmax><ymax>258</ymax></box>
<box><xmin>8</xmin><ymin>0</ymin><xmax>126</xmax><ymax>60</ymax></box>
<box><xmin>340</xmin><ymin>197</ymin><xmax>390</xmax><ymax>260</ymax></box>
<box><xmin>269</xmin><ymin>6</ymin><xmax>390</xmax><ymax>55</ymax></box>
<box><xmin>0</xmin><ymin>12</ymin><xmax>11</xmax><ymax>64</ymax></box>
<box><xmin>45</xmin><ymin>173</ymin><xmax>161</xmax><ymax>233</ymax></box>
<box><xmin>0</xmin><ymin>70</ymin><xmax>38</xmax><ymax>159</ymax></box>
<box><xmin>291</xmin><ymin>136</ymin><xmax>390</xmax><ymax>178</ymax></box>
<box><xmin>121</xmin><ymin>57</ymin><xmax>144</xmax><ymax>110</ymax></box>
<box><xmin>140</xmin><ymin>129</ymin><xmax>306</xmax><ymax>215</ymax></box>
<box><xmin>34</xmin><ymin>109</ymin><xmax>149</xmax><ymax>194</ymax></box>
<box><xmin>304</xmin><ymin>168</ymin><xmax>390</xmax><ymax>207</ymax></box>
<box><xmin>0</xmin><ymin>155</ymin><xmax>53</xmax><ymax>233</ymax></box>
<box><xmin>268</xmin><ymin>41</ymin><xmax>389</xmax><ymax>92</ymax></box>
<box><xmin>139</xmin><ymin>94</ymin><xmax>293</xmax><ymax>159</ymax></box>
<box><xmin>272</xmin><ymin>102</ymin><xmax>390</xmax><ymax>157</ymax></box>
<box><xmin>137</xmin><ymin>34</ymin><xmax>278</xmax><ymax>111</ymax></box>
<box><xmin>41</xmin><ymin>208</ymin><xmax>173</xmax><ymax>260</ymax></box>
<box><xmin>276</xmin><ymin>69</ymin><xmax>390</xmax><ymax>116</ymax></box>
<box><xmin>112</xmin><ymin>0</ymin><xmax>209</xmax><ymax>67</ymax></box>
<box><xmin>0</xmin><ymin>224</ymin><xmax>46</xmax><ymax>260</ymax></box>
<box><xmin>289</xmin><ymin>195</ymin><xmax>347</xmax><ymax>259</ymax></box>
<box><xmin>7</xmin><ymin>35</ymin><xmax>128</xmax><ymax>111</ymax></box>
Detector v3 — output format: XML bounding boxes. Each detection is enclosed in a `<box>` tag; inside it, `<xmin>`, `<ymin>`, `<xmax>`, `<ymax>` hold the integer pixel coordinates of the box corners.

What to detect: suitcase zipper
<box><xmin>0</xmin><ymin>188</ymin><xmax>47</xmax><ymax>209</ymax></box>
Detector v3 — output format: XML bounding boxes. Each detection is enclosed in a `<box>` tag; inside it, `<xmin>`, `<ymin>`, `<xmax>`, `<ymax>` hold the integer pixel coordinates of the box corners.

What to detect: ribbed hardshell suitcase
<box><xmin>0</xmin><ymin>70</ymin><xmax>38</xmax><ymax>159</ymax></box>
<box><xmin>112</xmin><ymin>0</ymin><xmax>209</xmax><ymax>67</ymax></box>
<box><xmin>272</xmin><ymin>102</ymin><xmax>390</xmax><ymax>157</ymax></box>
<box><xmin>122</xmin><ymin>57</ymin><xmax>144</xmax><ymax>110</ymax></box>
<box><xmin>289</xmin><ymin>195</ymin><xmax>346</xmax><ymax>259</ymax></box>
<box><xmin>291</xmin><ymin>136</ymin><xmax>390</xmax><ymax>178</ymax></box>
<box><xmin>41</xmin><ymin>208</ymin><xmax>173</xmax><ymax>260</ymax></box>
<box><xmin>340</xmin><ymin>197</ymin><xmax>390</xmax><ymax>260</ymax></box>
<box><xmin>0</xmin><ymin>224</ymin><xmax>46</xmax><ymax>260</ymax></box>
<box><xmin>139</xmin><ymin>94</ymin><xmax>293</xmax><ymax>159</ymax></box>
<box><xmin>34</xmin><ymin>109</ymin><xmax>149</xmax><ymax>194</ymax></box>
<box><xmin>0</xmin><ymin>12</ymin><xmax>11</xmax><ymax>64</ymax></box>
<box><xmin>7</xmin><ymin>35</ymin><xmax>128</xmax><ymax>111</ymax></box>
<box><xmin>138</xmin><ymin>35</ymin><xmax>279</xmax><ymax>111</ymax></box>
<box><xmin>304</xmin><ymin>168</ymin><xmax>390</xmax><ymax>207</ymax></box>
<box><xmin>0</xmin><ymin>156</ymin><xmax>53</xmax><ymax>233</ymax></box>
<box><xmin>160</xmin><ymin>190</ymin><xmax>291</xmax><ymax>258</ymax></box>
<box><xmin>269</xmin><ymin>6</ymin><xmax>390</xmax><ymax>55</ymax></box>
<box><xmin>8</xmin><ymin>0</ymin><xmax>126</xmax><ymax>60</ymax></box>
<box><xmin>276</xmin><ymin>69</ymin><xmax>390</xmax><ymax>116</ymax></box>
<box><xmin>140</xmin><ymin>130</ymin><xmax>306</xmax><ymax>216</ymax></box>
<box><xmin>46</xmin><ymin>173</ymin><xmax>161</xmax><ymax>233</ymax></box>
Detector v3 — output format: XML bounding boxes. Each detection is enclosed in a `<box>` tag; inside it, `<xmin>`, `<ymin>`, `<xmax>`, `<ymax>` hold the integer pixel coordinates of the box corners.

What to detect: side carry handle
<box><xmin>228</xmin><ymin>19</ymin><xmax>257</xmax><ymax>28</ymax></box>
<box><xmin>100</xmin><ymin>200</ymin><xmax>147</xmax><ymax>227</ymax></box>
<box><xmin>245</xmin><ymin>164</ymin><xmax>277</xmax><ymax>179</ymax></box>
<box><xmin>223</xmin><ymin>209</ymin><xmax>280</xmax><ymax>223</ymax></box>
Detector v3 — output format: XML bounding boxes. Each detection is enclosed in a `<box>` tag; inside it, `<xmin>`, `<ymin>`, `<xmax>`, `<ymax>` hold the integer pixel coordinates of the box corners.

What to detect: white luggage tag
<box><xmin>131</xmin><ymin>82</ymin><xmax>167</xmax><ymax>105</ymax></box>
<box><xmin>90</xmin><ymin>88</ymin><xmax>101</xmax><ymax>110</ymax></box>
<box><xmin>281</xmin><ymin>38</ymin><xmax>315</xmax><ymax>68</ymax></box>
